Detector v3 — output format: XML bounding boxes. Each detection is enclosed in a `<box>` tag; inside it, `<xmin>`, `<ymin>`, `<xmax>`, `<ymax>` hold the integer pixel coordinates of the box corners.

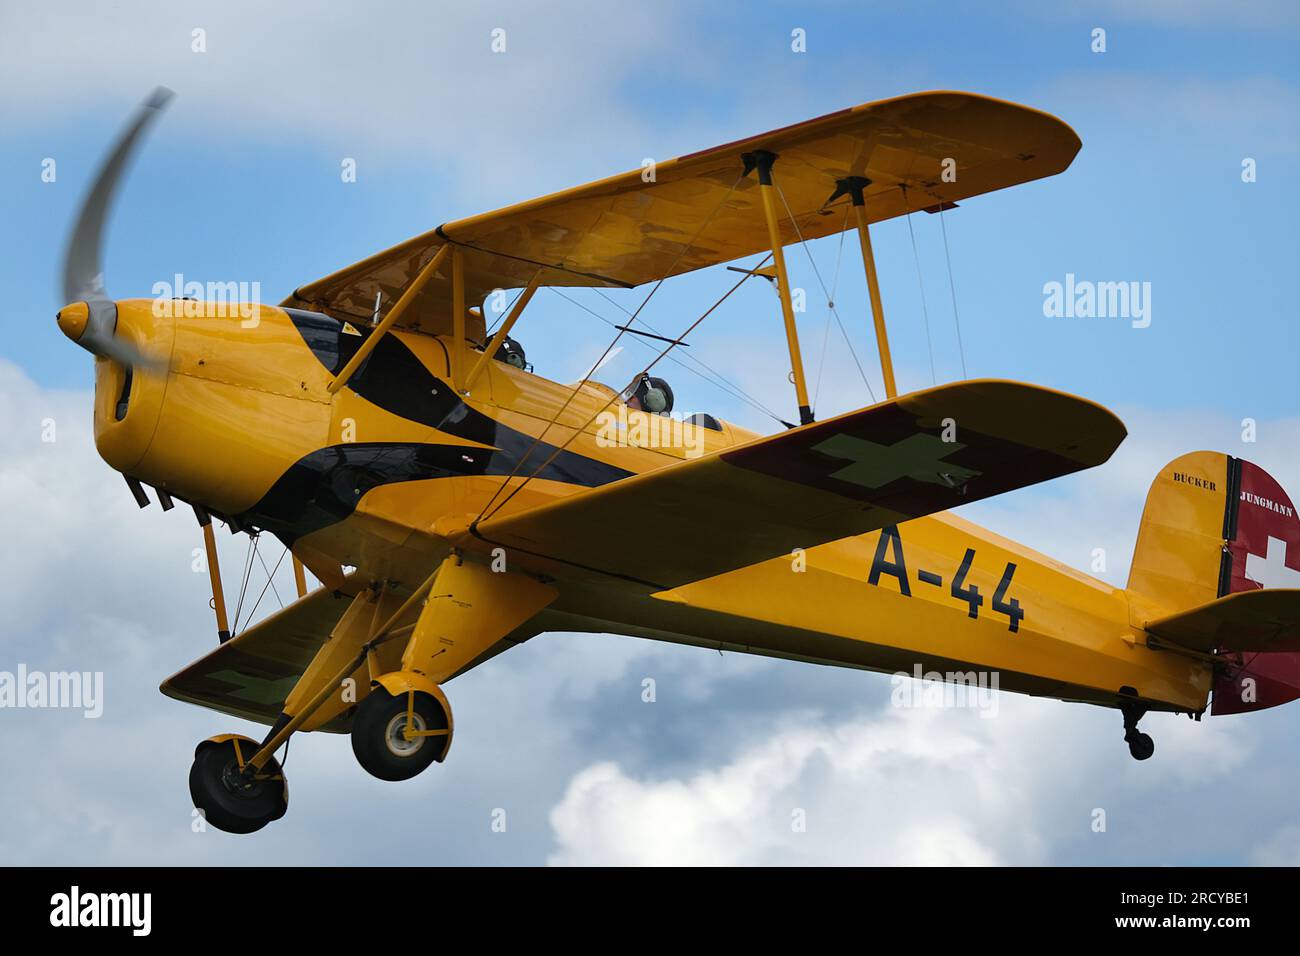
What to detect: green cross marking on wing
<box><xmin>812</xmin><ymin>433</ymin><xmax>982</xmax><ymax>489</ymax></box>
<box><xmin>210</xmin><ymin>669</ymin><xmax>300</xmax><ymax>705</ymax></box>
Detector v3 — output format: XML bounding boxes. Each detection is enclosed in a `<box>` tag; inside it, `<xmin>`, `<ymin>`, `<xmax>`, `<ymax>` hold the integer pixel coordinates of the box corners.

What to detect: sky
<box><xmin>0</xmin><ymin>0</ymin><xmax>1298</xmax><ymax>865</ymax></box>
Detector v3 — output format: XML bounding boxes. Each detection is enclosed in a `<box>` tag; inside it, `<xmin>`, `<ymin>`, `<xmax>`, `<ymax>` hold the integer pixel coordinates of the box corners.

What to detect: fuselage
<box><xmin>89</xmin><ymin>299</ymin><xmax>1212</xmax><ymax>715</ymax></box>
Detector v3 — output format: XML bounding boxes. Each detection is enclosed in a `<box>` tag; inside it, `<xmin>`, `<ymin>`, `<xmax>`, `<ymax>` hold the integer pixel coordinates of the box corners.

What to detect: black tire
<box><xmin>1127</xmin><ymin>732</ymin><xmax>1155</xmax><ymax>761</ymax></box>
<box><xmin>351</xmin><ymin>688</ymin><xmax>446</xmax><ymax>781</ymax></box>
<box><xmin>189</xmin><ymin>739</ymin><xmax>287</xmax><ymax>834</ymax></box>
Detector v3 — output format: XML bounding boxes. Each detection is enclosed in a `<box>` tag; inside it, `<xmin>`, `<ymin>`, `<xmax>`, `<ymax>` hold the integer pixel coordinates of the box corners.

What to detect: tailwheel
<box><xmin>1119</xmin><ymin>696</ymin><xmax>1155</xmax><ymax>761</ymax></box>
<box><xmin>1127</xmin><ymin>731</ymin><xmax>1155</xmax><ymax>761</ymax></box>
<box><xmin>189</xmin><ymin>736</ymin><xmax>288</xmax><ymax>834</ymax></box>
<box><xmin>351</xmin><ymin>687</ymin><xmax>448</xmax><ymax>781</ymax></box>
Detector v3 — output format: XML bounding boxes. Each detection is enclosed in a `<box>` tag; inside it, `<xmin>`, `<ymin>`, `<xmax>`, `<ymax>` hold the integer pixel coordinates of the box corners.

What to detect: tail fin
<box><xmin>1129</xmin><ymin>451</ymin><xmax>1300</xmax><ymax>714</ymax></box>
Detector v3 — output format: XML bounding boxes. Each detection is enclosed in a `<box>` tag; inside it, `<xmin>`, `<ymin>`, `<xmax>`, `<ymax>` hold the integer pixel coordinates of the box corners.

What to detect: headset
<box><xmin>493</xmin><ymin>335</ymin><xmax>529</xmax><ymax>371</ymax></box>
<box><xmin>629</xmin><ymin>373</ymin><xmax>674</xmax><ymax>414</ymax></box>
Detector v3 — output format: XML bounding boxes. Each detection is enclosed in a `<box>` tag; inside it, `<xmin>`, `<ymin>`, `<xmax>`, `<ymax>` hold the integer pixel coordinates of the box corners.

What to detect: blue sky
<box><xmin>1</xmin><ymin>1</ymin><xmax>1298</xmax><ymax>865</ymax></box>
<box><xmin>5</xmin><ymin>1</ymin><xmax>1297</xmax><ymax>419</ymax></box>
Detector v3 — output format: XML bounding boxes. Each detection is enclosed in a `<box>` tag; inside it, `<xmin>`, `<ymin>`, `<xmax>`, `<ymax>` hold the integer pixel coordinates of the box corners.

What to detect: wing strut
<box><xmin>194</xmin><ymin>505</ymin><xmax>232</xmax><ymax>643</ymax></box>
<box><xmin>746</xmin><ymin>149</ymin><xmax>815</xmax><ymax>425</ymax></box>
<box><xmin>451</xmin><ymin>246</ymin><xmax>467</xmax><ymax>392</ymax></box>
<box><xmin>291</xmin><ymin>555</ymin><xmax>308</xmax><ymax>599</ymax></box>
<box><xmin>465</xmin><ymin>269</ymin><xmax>543</xmax><ymax>394</ymax></box>
<box><xmin>328</xmin><ymin>243</ymin><xmax>453</xmax><ymax>394</ymax></box>
<box><xmin>834</xmin><ymin>176</ymin><xmax>898</xmax><ymax>399</ymax></box>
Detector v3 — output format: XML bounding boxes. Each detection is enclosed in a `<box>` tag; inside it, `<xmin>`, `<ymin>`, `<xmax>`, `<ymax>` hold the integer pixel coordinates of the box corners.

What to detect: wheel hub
<box><xmin>220</xmin><ymin>759</ymin><xmax>265</xmax><ymax>798</ymax></box>
<box><xmin>384</xmin><ymin>712</ymin><xmax>426</xmax><ymax>757</ymax></box>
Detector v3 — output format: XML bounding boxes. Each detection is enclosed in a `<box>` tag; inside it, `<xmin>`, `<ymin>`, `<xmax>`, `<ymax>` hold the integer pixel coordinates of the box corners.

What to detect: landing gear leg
<box><xmin>350</xmin><ymin>553</ymin><xmax>556</xmax><ymax>780</ymax></box>
<box><xmin>1121</xmin><ymin>701</ymin><xmax>1155</xmax><ymax>761</ymax></box>
<box><xmin>188</xmin><ymin>586</ymin><xmax>410</xmax><ymax>833</ymax></box>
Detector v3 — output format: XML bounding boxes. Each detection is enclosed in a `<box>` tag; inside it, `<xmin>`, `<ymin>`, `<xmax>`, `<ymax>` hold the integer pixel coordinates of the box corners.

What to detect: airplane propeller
<box><xmin>57</xmin><ymin>86</ymin><xmax>174</xmax><ymax>368</ymax></box>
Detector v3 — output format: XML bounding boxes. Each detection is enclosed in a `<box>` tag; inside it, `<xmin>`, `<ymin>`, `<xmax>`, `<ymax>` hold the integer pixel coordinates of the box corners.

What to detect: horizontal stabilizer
<box><xmin>473</xmin><ymin>379</ymin><xmax>1125</xmax><ymax>589</ymax></box>
<box><xmin>1147</xmin><ymin>588</ymin><xmax>1300</xmax><ymax>653</ymax></box>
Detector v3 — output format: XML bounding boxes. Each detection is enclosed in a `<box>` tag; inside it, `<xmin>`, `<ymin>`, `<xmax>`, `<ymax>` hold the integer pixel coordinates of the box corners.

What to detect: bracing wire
<box><xmin>244</xmin><ymin>545</ymin><xmax>290</xmax><ymax>627</ymax></box>
<box><xmin>476</xmin><ymin>258</ymin><xmax>768</xmax><ymax>525</ymax></box>
<box><xmin>472</xmin><ymin>173</ymin><xmax>748</xmax><ymax>525</ymax></box>
<box><xmin>937</xmin><ymin>203</ymin><xmax>968</xmax><ymax>379</ymax></box>
<box><xmin>775</xmin><ymin>185</ymin><xmax>877</xmax><ymax>405</ymax></box>
<box><xmin>483</xmin><ymin>287</ymin><xmax>524</xmax><ymax>338</ymax></box>
<box><xmin>812</xmin><ymin>205</ymin><xmax>850</xmax><ymax>407</ymax></box>
<box><xmin>554</xmin><ymin>287</ymin><xmax>787</xmax><ymax>427</ymax></box>
<box><xmin>254</xmin><ymin>545</ymin><xmax>286</xmax><ymax>610</ymax></box>
<box><xmin>902</xmin><ymin>187</ymin><xmax>937</xmax><ymax>387</ymax></box>
<box><xmin>230</xmin><ymin>531</ymin><xmax>259</xmax><ymax>634</ymax></box>
<box><xmin>585</xmin><ymin>286</ymin><xmax>786</xmax><ymax>421</ymax></box>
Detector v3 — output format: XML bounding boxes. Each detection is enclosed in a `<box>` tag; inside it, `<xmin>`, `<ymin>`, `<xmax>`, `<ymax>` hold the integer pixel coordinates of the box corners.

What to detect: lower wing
<box><xmin>161</xmin><ymin>585</ymin><xmax>541</xmax><ymax>728</ymax></box>
<box><xmin>160</xmin><ymin>587</ymin><xmax>354</xmax><ymax>730</ymax></box>
<box><xmin>473</xmin><ymin>379</ymin><xmax>1126</xmax><ymax>589</ymax></box>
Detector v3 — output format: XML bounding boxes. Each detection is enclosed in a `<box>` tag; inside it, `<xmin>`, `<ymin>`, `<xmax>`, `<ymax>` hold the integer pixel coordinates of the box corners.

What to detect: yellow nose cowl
<box><xmin>57</xmin><ymin>301</ymin><xmax>90</xmax><ymax>342</ymax></box>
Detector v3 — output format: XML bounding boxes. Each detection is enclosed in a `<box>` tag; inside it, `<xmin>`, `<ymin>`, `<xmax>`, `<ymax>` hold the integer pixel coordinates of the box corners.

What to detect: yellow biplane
<box><xmin>56</xmin><ymin>89</ymin><xmax>1300</xmax><ymax>833</ymax></box>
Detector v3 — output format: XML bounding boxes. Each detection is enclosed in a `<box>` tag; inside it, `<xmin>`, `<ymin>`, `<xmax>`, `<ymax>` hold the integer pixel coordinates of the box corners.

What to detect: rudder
<box><xmin>1129</xmin><ymin>451</ymin><xmax>1300</xmax><ymax>714</ymax></box>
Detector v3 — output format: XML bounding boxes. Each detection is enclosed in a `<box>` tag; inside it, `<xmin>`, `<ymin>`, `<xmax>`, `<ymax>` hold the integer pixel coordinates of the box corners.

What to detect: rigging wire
<box><xmin>244</xmin><ymin>545</ymin><xmax>290</xmax><ymax>628</ymax></box>
<box><xmin>937</xmin><ymin>203</ymin><xmax>969</xmax><ymax>379</ymax></box>
<box><xmin>483</xmin><ymin>287</ymin><xmax>524</xmax><ymax>338</ymax></box>
<box><xmin>481</xmin><ymin>261</ymin><xmax>790</xmax><ymax>425</ymax></box>
<box><xmin>561</xmin><ymin>287</ymin><xmax>785</xmax><ymax>424</ymax></box>
<box><xmin>812</xmin><ymin>205</ymin><xmax>850</xmax><ymax>407</ymax></box>
<box><xmin>775</xmin><ymin>185</ymin><xmax>876</xmax><ymax>405</ymax></box>
<box><xmin>255</xmin><ymin>545</ymin><xmax>286</xmax><ymax>610</ymax></box>
<box><xmin>587</xmin><ymin>285</ymin><xmax>785</xmax><ymax>415</ymax></box>
<box><xmin>230</xmin><ymin>530</ymin><xmax>260</xmax><ymax>634</ymax></box>
<box><xmin>476</xmin><ymin>260</ymin><xmax>766</xmax><ymax>525</ymax></box>
<box><xmin>471</xmin><ymin>173</ymin><xmax>748</xmax><ymax>524</ymax></box>
<box><xmin>902</xmin><ymin>187</ymin><xmax>937</xmax><ymax>387</ymax></box>
<box><xmin>552</xmin><ymin>286</ymin><xmax>787</xmax><ymax>427</ymax></box>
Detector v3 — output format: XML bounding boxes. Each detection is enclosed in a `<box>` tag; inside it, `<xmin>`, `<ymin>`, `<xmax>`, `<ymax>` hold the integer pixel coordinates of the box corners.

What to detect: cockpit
<box><xmin>489</xmin><ymin>338</ymin><xmax>723</xmax><ymax>433</ymax></box>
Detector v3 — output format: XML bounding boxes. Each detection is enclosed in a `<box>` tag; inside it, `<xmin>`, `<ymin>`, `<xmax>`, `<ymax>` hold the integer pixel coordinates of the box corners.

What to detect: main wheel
<box><xmin>351</xmin><ymin>687</ymin><xmax>446</xmax><ymax>781</ymax></box>
<box><xmin>189</xmin><ymin>738</ymin><xmax>287</xmax><ymax>834</ymax></box>
<box><xmin>1127</xmin><ymin>731</ymin><xmax>1155</xmax><ymax>761</ymax></box>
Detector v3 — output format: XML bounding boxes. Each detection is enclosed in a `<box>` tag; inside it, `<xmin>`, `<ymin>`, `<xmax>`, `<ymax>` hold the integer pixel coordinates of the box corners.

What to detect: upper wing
<box><xmin>283</xmin><ymin>91</ymin><xmax>1080</xmax><ymax>335</ymax></box>
<box><xmin>1146</xmin><ymin>589</ymin><xmax>1300</xmax><ymax>653</ymax></box>
<box><xmin>471</xmin><ymin>380</ymin><xmax>1124</xmax><ymax>590</ymax></box>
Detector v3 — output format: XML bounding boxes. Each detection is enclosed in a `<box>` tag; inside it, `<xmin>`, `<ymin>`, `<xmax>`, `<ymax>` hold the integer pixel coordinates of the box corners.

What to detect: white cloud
<box><xmin>0</xmin><ymin>1</ymin><xmax>710</xmax><ymax>200</ymax></box>
<box><xmin>548</xmin><ymin>693</ymin><xmax>1253</xmax><ymax>866</ymax></box>
<box><xmin>961</xmin><ymin>407</ymin><xmax>1300</xmax><ymax>585</ymax></box>
<box><xmin>0</xmin><ymin>360</ymin><xmax>1293</xmax><ymax>866</ymax></box>
<box><xmin>8</xmin><ymin>0</ymin><xmax>1300</xmax><ymax>869</ymax></box>
<box><xmin>545</xmin><ymin>404</ymin><xmax>1298</xmax><ymax>867</ymax></box>
<box><xmin>0</xmin><ymin>359</ymin><xmax>767</xmax><ymax>862</ymax></box>
<box><xmin>1250</xmin><ymin>825</ymin><xmax>1300</xmax><ymax>865</ymax></box>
